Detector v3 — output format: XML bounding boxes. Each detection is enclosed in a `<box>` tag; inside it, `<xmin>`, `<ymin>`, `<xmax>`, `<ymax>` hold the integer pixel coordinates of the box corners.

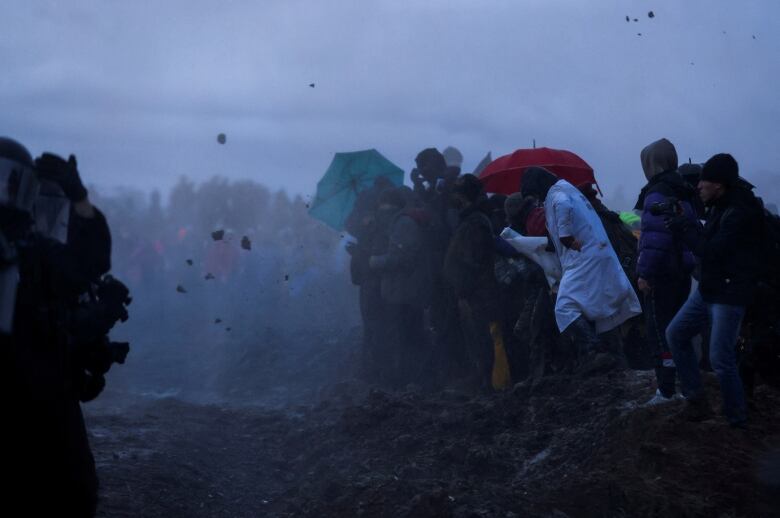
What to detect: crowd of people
<box><xmin>346</xmin><ymin>140</ymin><xmax>780</xmax><ymax>429</ymax></box>
<box><xmin>2</xmin><ymin>131</ymin><xmax>780</xmax><ymax>516</ymax></box>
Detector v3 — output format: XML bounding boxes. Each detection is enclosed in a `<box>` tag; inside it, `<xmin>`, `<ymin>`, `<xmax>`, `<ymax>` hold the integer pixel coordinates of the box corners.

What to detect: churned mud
<box><xmin>87</xmin><ymin>368</ymin><xmax>780</xmax><ymax>517</ymax></box>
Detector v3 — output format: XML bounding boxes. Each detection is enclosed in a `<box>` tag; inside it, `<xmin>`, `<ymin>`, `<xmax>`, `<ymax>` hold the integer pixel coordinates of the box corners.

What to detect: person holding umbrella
<box><xmin>521</xmin><ymin>167</ymin><xmax>642</xmax><ymax>373</ymax></box>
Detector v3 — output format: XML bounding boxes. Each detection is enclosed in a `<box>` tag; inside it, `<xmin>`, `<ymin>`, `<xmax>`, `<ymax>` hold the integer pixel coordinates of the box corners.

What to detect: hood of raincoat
<box><xmin>640</xmin><ymin>138</ymin><xmax>678</xmax><ymax>180</ymax></box>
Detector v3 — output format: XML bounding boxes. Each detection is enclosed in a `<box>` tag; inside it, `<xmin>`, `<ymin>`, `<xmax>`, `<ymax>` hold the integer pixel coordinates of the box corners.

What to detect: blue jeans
<box><xmin>666</xmin><ymin>289</ymin><xmax>747</xmax><ymax>423</ymax></box>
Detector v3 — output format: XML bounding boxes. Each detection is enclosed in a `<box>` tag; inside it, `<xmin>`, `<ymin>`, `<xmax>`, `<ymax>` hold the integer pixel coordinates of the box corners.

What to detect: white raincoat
<box><xmin>545</xmin><ymin>180</ymin><xmax>641</xmax><ymax>333</ymax></box>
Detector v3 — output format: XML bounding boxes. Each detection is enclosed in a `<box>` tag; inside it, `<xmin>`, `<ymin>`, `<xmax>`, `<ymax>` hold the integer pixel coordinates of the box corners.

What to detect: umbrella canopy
<box><xmin>479</xmin><ymin>147</ymin><xmax>597</xmax><ymax>195</ymax></box>
<box><xmin>308</xmin><ymin>149</ymin><xmax>404</xmax><ymax>231</ymax></box>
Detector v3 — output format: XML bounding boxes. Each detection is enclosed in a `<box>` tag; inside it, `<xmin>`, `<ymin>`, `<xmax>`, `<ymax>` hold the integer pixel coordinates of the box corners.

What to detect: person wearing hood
<box><xmin>666</xmin><ymin>154</ymin><xmax>763</xmax><ymax>427</ymax></box>
<box><xmin>521</xmin><ymin>167</ymin><xmax>642</xmax><ymax>373</ymax></box>
<box><xmin>411</xmin><ymin>148</ymin><xmax>448</xmax><ymax>209</ymax></box>
<box><xmin>368</xmin><ymin>187</ymin><xmax>432</xmax><ymax>387</ymax></box>
<box><xmin>634</xmin><ymin>139</ymin><xmax>699</xmax><ymax>404</ymax></box>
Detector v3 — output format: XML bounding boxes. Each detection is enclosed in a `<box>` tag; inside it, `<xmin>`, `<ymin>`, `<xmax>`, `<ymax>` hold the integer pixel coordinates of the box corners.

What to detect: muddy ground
<box><xmin>86</xmin><ymin>365</ymin><xmax>780</xmax><ymax>518</ymax></box>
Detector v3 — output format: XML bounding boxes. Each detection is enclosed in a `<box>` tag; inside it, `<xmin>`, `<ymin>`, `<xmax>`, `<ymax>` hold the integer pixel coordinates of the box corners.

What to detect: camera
<box><xmin>649</xmin><ymin>197</ymin><xmax>681</xmax><ymax>217</ymax></box>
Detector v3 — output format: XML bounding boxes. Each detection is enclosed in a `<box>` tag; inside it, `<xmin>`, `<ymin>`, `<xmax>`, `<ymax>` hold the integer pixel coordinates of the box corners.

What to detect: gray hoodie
<box><xmin>640</xmin><ymin>138</ymin><xmax>678</xmax><ymax>180</ymax></box>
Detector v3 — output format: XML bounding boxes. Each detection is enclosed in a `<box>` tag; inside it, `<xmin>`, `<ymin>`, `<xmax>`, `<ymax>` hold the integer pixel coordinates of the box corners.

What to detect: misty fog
<box><xmin>93</xmin><ymin>178</ymin><xmax>360</xmax><ymax>407</ymax></box>
<box><xmin>5</xmin><ymin>1</ymin><xmax>780</xmax><ymax>516</ymax></box>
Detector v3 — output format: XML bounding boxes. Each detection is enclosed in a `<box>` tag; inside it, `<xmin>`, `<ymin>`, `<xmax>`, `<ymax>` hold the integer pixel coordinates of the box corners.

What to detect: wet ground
<box><xmin>86</xmin><ymin>370</ymin><xmax>780</xmax><ymax>517</ymax></box>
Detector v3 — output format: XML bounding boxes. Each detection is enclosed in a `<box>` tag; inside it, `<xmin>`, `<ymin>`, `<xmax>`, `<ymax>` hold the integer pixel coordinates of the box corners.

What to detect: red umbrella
<box><xmin>479</xmin><ymin>147</ymin><xmax>598</xmax><ymax>195</ymax></box>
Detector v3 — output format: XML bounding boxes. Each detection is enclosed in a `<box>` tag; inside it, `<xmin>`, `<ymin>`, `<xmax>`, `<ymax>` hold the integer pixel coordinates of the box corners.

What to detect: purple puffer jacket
<box><xmin>636</xmin><ymin>172</ymin><xmax>698</xmax><ymax>282</ymax></box>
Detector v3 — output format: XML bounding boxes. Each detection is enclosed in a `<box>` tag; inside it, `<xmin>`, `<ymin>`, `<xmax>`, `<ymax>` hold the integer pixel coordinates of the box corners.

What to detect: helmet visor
<box><xmin>0</xmin><ymin>156</ymin><xmax>39</xmax><ymax>213</ymax></box>
<box><xmin>33</xmin><ymin>181</ymin><xmax>71</xmax><ymax>244</ymax></box>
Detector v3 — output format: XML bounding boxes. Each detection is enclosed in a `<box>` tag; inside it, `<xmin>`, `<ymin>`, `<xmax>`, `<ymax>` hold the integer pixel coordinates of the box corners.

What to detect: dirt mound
<box><xmin>87</xmin><ymin>370</ymin><xmax>780</xmax><ymax>517</ymax></box>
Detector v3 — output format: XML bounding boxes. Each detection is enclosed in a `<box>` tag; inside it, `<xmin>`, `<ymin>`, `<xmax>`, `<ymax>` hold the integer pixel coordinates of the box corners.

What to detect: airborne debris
<box><xmin>205</xmin><ymin>273</ymin><xmax>215</xmax><ymax>280</ymax></box>
<box><xmin>633</xmin><ymin>18</ymin><xmax>638</xmax><ymax>22</ymax></box>
<box><xmin>625</xmin><ymin>15</ymin><xmax>630</xmax><ymax>22</ymax></box>
<box><xmin>226</xmin><ymin>327</ymin><xmax>232</xmax><ymax>332</ymax></box>
<box><xmin>753</xmin><ymin>35</ymin><xmax>756</xmax><ymax>39</ymax></box>
<box><xmin>176</xmin><ymin>285</ymin><xmax>187</xmax><ymax>294</ymax></box>
<box><xmin>186</xmin><ymin>259</ymin><xmax>193</xmax><ymax>266</ymax></box>
<box><xmin>211</xmin><ymin>230</ymin><xmax>225</xmax><ymax>241</ymax></box>
<box><xmin>309</xmin><ymin>83</ymin><xmax>315</xmax><ymax>88</ymax></box>
<box><xmin>648</xmin><ymin>11</ymin><xmax>655</xmax><ymax>19</ymax></box>
<box><xmin>637</xmin><ymin>33</ymin><xmax>642</xmax><ymax>36</ymax></box>
<box><xmin>241</xmin><ymin>236</ymin><xmax>252</xmax><ymax>251</ymax></box>
<box><xmin>217</xmin><ymin>133</ymin><xmax>226</xmax><ymax>144</ymax></box>
<box><xmin>215</xmin><ymin>318</ymin><xmax>222</xmax><ymax>324</ymax></box>
<box><xmin>284</xmin><ymin>274</ymin><xmax>290</xmax><ymax>282</ymax></box>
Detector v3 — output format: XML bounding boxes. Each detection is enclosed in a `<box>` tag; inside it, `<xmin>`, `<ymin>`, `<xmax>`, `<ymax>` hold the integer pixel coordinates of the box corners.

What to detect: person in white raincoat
<box><xmin>521</xmin><ymin>167</ymin><xmax>642</xmax><ymax>369</ymax></box>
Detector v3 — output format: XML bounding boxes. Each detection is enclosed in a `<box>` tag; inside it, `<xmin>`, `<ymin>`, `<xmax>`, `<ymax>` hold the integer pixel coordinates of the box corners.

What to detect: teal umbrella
<box><xmin>308</xmin><ymin>149</ymin><xmax>404</xmax><ymax>231</ymax></box>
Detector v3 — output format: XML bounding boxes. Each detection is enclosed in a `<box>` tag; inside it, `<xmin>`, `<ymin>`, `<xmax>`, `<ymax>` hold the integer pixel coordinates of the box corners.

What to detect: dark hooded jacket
<box><xmin>635</xmin><ymin>139</ymin><xmax>697</xmax><ymax>282</ymax></box>
<box><xmin>635</xmin><ymin>171</ymin><xmax>698</xmax><ymax>281</ymax></box>
<box><xmin>370</xmin><ymin>208</ymin><xmax>433</xmax><ymax>308</ymax></box>
<box><xmin>681</xmin><ymin>183</ymin><xmax>763</xmax><ymax>305</ymax></box>
<box><xmin>443</xmin><ymin>205</ymin><xmax>497</xmax><ymax>312</ymax></box>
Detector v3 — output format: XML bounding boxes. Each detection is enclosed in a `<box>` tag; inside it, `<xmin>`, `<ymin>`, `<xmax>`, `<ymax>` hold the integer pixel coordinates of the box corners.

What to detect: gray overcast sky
<box><xmin>2</xmin><ymin>0</ymin><xmax>779</xmax><ymax>206</ymax></box>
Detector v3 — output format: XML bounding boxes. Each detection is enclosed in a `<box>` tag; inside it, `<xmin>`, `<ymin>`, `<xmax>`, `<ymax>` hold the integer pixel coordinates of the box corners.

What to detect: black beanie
<box><xmin>700</xmin><ymin>154</ymin><xmax>738</xmax><ymax>186</ymax></box>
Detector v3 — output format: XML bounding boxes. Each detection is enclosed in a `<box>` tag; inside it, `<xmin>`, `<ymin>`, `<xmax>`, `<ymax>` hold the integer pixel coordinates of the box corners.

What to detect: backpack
<box><xmin>757</xmin><ymin>198</ymin><xmax>780</xmax><ymax>287</ymax></box>
<box><xmin>598</xmin><ymin>210</ymin><xmax>639</xmax><ymax>287</ymax></box>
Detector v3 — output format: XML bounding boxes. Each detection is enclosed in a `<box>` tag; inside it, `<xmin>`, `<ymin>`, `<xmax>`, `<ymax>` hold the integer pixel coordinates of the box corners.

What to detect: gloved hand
<box><xmin>664</xmin><ymin>214</ymin><xmax>691</xmax><ymax>235</ymax></box>
<box><xmin>98</xmin><ymin>275</ymin><xmax>132</xmax><ymax>324</ymax></box>
<box><xmin>34</xmin><ymin>153</ymin><xmax>88</xmax><ymax>202</ymax></box>
<box><xmin>79</xmin><ymin>372</ymin><xmax>106</xmax><ymax>403</ymax></box>
<box><xmin>107</xmin><ymin>341</ymin><xmax>130</xmax><ymax>365</ymax></box>
<box><xmin>665</xmin><ymin>214</ymin><xmax>702</xmax><ymax>251</ymax></box>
